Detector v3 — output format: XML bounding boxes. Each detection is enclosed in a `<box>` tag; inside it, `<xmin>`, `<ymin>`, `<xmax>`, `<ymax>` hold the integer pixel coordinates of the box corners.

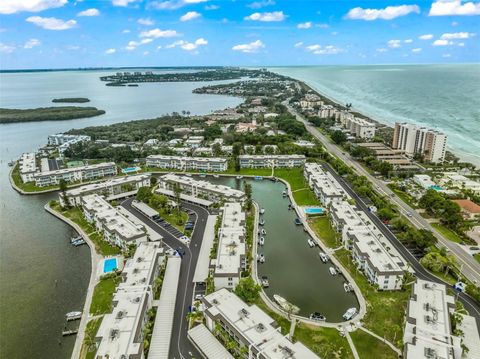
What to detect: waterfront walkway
<box><xmin>44</xmin><ymin>203</ymin><xmax>103</xmax><ymax>359</ymax></box>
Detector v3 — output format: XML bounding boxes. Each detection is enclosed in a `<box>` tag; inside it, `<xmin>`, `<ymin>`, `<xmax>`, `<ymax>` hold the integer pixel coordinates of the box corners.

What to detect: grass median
<box><xmin>90</xmin><ymin>274</ymin><xmax>121</xmax><ymax>315</ymax></box>
<box><xmin>274</xmin><ymin>168</ymin><xmax>318</xmax><ymax>206</ymax></box>
<box><xmin>309</xmin><ymin>216</ymin><xmax>340</xmax><ymax>248</ymax></box>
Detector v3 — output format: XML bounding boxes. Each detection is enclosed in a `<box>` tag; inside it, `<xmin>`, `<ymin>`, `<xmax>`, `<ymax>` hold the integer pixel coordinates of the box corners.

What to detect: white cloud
<box><xmin>306</xmin><ymin>44</ymin><xmax>343</xmax><ymax>55</ymax></box>
<box><xmin>0</xmin><ymin>43</ymin><xmax>15</xmax><ymax>53</ymax></box>
<box><xmin>138</xmin><ymin>18</ymin><xmax>155</xmax><ymax>26</ymax></box>
<box><xmin>126</xmin><ymin>38</ymin><xmax>153</xmax><ymax>50</ymax></box>
<box><xmin>112</xmin><ymin>0</ymin><xmax>139</xmax><ymax>7</ymax></box>
<box><xmin>316</xmin><ymin>23</ymin><xmax>329</xmax><ymax>28</ymax></box>
<box><xmin>232</xmin><ymin>39</ymin><xmax>265</xmax><ymax>53</ymax></box>
<box><xmin>24</xmin><ymin>38</ymin><xmax>41</xmax><ymax>48</ymax></box>
<box><xmin>0</xmin><ymin>0</ymin><xmax>67</xmax><ymax>15</ymax></box>
<box><xmin>66</xmin><ymin>45</ymin><xmax>80</xmax><ymax>50</ymax></box>
<box><xmin>149</xmin><ymin>0</ymin><xmax>207</xmax><ymax>10</ymax></box>
<box><xmin>143</xmin><ymin>51</ymin><xmax>150</xmax><ymax>55</ymax></box>
<box><xmin>442</xmin><ymin>53</ymin><xmax>452</xmax><ymax>58</ymax></box>
<box><xmin>77</xmin><ymin>8</ymin><xmax>100</xmax><ymax>17</ymax></box>
<box><xmin>297</xmin><ymin>21</ymin><xmax>312</xmax><ymax>29</ymax></box>
<box><xmin>412</xmin><ymin>47</ymin><xmax>422</xmax><ymax>52</ymax></box>
<box><xmin>244</xmin><ymin>11</ymin><xmax>286</xmax><ymax>22</ymax></box>
<box><xmin>26</xmin><ymin>16</ymin><xmax>77</xmax><ymax>30</ymax></box>
<box><xmin>346</xmin><ymin>5</ymin><xmax>420</xmax><ymax>21</ymax></box>
<box><xmin>387</xmin><ymin>39</ymin><xmax>402</xmax><ymax>48</ymax></box>
<box><xmin>166</xmin><ymin>38</ymin><xmax>208</xmax><ymax>51</ymax></box>
<box><xmin>140</xmin><ymin>28</ymin><xmax>180</xmax><ymax>38</ymax></box>
<box><xmin>180</xmin><ymin>11</ymin><xmax>201</xmax><ymax>21</ymax></box>
<box><xmin>247</xmin><ymin>0</ymin><xmax>275</xmax><ymax>9</ymax></box>
<box><xmin>376</xmin><ymin>48</ymin><xmax>388</xmax><ymax>52</ymax></box>
<box><xmin>433</xmin><ymin>39</ymin><xmax>453</xmax><ymax>46</ymax></box>
<box><xmin>418</xmin><ymin>34</ymin><xmax>434</xmax><ymax>40</ymax></box>
<box><xmin>294</xmin><ymin>41</ymin><xmax>303</xmax><ymax>48</ymax></box>
<box><xmin>451</xmin><ymin>21</ymin><xmax>459</xmax><ymax>26</ymax></box>
<box><xmin>205</xmin><ymin>4</ymin><xmax>218</xmax><ymax>10</ymax></box>
<box><xmin>429</xmin><ymin>0</ymin><xmax>480</xmax><ymax>16</ymax></box>
<box><xmin>404</xmin><ymin>39</ymin><xmax>413</xmax><ymax>43</ymax></box>
<box><xmin>440</xmin><ymin>32</ymin><xmax>474</xmax><ymax>39</ymax></box>
<box><xmin>122</xmin><ymin>29</ymin><xmax>131</xmax><ymax>33</ymax></box>
<box><xmin>105</xmin><ymin>48</ymin><xmax>116</xmax><ymax>54</ymax></box>
<box><xmin>458</xmin><ymin>42</ymin><xmax>465</xmax><ymax>46</ymax></box>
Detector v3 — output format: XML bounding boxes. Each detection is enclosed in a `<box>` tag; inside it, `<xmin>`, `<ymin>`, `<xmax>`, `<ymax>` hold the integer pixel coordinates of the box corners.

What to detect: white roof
<box><xmin>20</xmin><ymin>152</ymin><xmax>37</xmax><ymax>174</ymax></box>
<box><xmin>66</xmin><ymin>174</ymin><xmax>149</xmax><ymax>197</ymax></box>
<box><xmin>148</xmin><ymin>256</ymin><xmax>182</xmax><ymax>359</ymax></box>
<box><xmin>120</xmin><ymin>242</ymin><xmax>163</xmax><ymax>288</ymax></box>
<box><xmin>193</xmin><ymin>215</ymin><xmax>218</xmax><ymax>282</ymax></box>
<box><xmin>35</xmin><ymin>162</ymin><xmax>116</xmax><ymax>178</ymax></box>
<box><xmin>156</xmin><ymin>187</ymin><xmax>213</xmax><ymax>207</ymax></box>
<box><xmin>188</xmin><ymin>324</ymin><xmax>235</xmax><ymax>359</ymax></box>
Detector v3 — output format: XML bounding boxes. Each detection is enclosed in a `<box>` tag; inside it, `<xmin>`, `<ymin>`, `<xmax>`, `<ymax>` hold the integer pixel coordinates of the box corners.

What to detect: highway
<box><xmin>322</xmin><ymin>163</ymin><xmax>480</xmax><ymax>329</ymax></box>
<box><xmin>286</xmin><ymin>103</ymin><xmax>480</xmax><ymax>285</ymax></box>
<box><xmin>120</xmin><ymin>197</ymin><xmax>210</xmax><ymax>359</ymax></box>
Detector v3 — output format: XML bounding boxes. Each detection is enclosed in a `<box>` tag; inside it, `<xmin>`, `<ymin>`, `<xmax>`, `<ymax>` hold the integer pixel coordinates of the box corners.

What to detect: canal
<box><xmin>202</xmin><ymin>176</ymin><xmax>359</xmax><ymax>322</ymax></box>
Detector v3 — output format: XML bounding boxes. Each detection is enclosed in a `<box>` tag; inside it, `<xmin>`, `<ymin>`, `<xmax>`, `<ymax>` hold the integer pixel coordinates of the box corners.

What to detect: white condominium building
<box><xmin>239</xmin><ymin>155</ymin><xmax>306</xmax><ymax>169</ymax></box>
<box><xmin>157</xmin><ymin>173</ymin><xmax>246</xmax><ymax>203</ymax></box>
<box><xmin>300</xmin><ymin>94</ymin><xmax>323</xmax><ymax>109</ymax></box>
<box><xmin>318</xmin><ymin>105</ymin><xmax>337</xmax><ymax>118</ymax></box>
<box><xmin>202</xmin><ymin>289</ymin><xmax>320</xmax><ymax>359</ymax></box>
<box><xmin>33</xmin><ymin>162</ymin><xmax>117</xmax><ymax>187</ymax></box>
<box><xmin>344</xmin><ymin>117</ymin><xmax>376</xmax><ymax>140</ymax></box>
<box><xmin>47</xmin><ymin>133</ymin><xmax>91</xmax><ymax>154</ymax></box>
<box><xmin>60</xmin><ymin>174</ymin><xmax>150</xmax><ymax>207</ymax></box>
<box><xmin>146</xmin><ymin>155</ymin><xmax>228</xmax><ymax>172</ymax></box>
<box><xmin>95</xmin><ymin>243</ymin><xmax>165</xmax><ymax>359</ymax></box>
<box><xmin>392</xmin><ymin>122</ymin><xmax>447</xmax><ymax>163</ymax></box>
<box><xmin>19</xmin><ymin>152</ymin><xmax>38</xmax><ymax>182</ymax></box>
<box><xmin>81</xmin><ymin>194</ymin><xmax>147</xmax><ymax>248</ymax></box>
<box><xmin>214</xmin><ymin>202</ymin><xmax>246</xmax><ymax>290</ymax></box>
<box><xmin>331</xmin><ymin>200</ymin><xmax>407</xmax><ymax>290</ymax></box>
<box><xmin>304</xmin><ymin>163</ymin><xmax>348</xmax><ymax>205</ymax></box>
<box><xmin>403</xmin><ymin>279</ymin><xmax>462</xmax><ymax>359</ymax></box>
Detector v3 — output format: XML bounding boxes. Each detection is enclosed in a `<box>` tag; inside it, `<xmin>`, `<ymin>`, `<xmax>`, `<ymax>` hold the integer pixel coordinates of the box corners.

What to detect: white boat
<box><xmin>273</xmin><ymin>294</ymin><xmax>300</xmax><ymax>313</ymax></box>
<box><xmin>66</xmin><ymin>311</ymin><xmax>82</xmax><ymax>320</ymax></box>
<box><xmin>258</xmin><ymin>236</ymin><xmax>265</xmax><ymax>246</ymax></box>
<box><xmin>70</xmin><ymin>236</ymin><xmax>82</xmax><ymax>244</ymax></box>
<box><xmin>236</xmin><ymin>175</ymin><xmax>243</xmax><ymax>180</ymax></box>
<box><xmin>282</xmin><ymin>190</ymin><xmax>287</xmax><ymax>197</ymax></box>
<box><xmin>73</xmin><ymin>239</ymin><xmax>86</xmax><ymax>247</ymax></box>
<box><xmin>309</xmin><ymin>312</ymin><xmax>326</xmax><ymax>321</ymax></box>
<box><xmin>259</xmin><ymin>219</ymin><xmax>265</xmax><ymax>226</ymax></box>
<box><xmin>329</xmin><ymin>267</ymin><xmax>337</xmax><ymax>275</ymax></box>
<box><xmin>213</xmin><ymin>174</ymin><xmax>220</xmax><ymax>178</ymax></box>
<box><xmin>307</xmin><ymin>238</ymin><xmax>315</xmax><ymax>248</ymax></box>
<box><xmin>344</xmin><ymin>282</ymin><xmax>353</xmax><ymax>293</ymax></box>
<box><xmin>260</xmin><ymin>208</ymin><xmax>265</xmax><ymax>214</ymax></box>
<box><xmin>258</xmin><ymin>253</ymin><xmax>265</xmax><ymax>263</ymax></box>
<box><xmin>318</xmin><ymin>252</ymin><xmax>329</xmax><ymax>263</ymax></box>
<box><xmin>261</xmin><ymin>229</ymin><xmax>266</xmax><ymax>235</ymax></box>
<box><xmin>343</xmin><ymin>307</ymin><xmax>357</xmax><ymax>321</ymax></box>
<box><xmin>261</xmin><ymin>276</ymin><xmax>269</xmax><ymax>288</ymax></box>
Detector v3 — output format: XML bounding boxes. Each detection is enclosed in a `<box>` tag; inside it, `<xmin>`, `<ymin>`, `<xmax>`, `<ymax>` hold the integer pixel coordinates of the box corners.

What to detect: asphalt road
<box><xmin>120</xmin><ymin>197</ymin><xmax>210</xmax><ymax>359</ymax></box>
<box><xmin>322</xmin><ymin>162</ymin><xmax>480</xmax><ymax>329</ymax></box>
<box><xmin>286</xmin><ymin>103</ymin><xmax>480</xmax><ymax>285</ymax></box>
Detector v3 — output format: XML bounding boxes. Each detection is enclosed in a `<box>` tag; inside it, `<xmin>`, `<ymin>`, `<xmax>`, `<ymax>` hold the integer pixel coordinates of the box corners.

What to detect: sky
<box><xmin>0</xmin><ymin>0</ymin><xmax>479</xmax><ymax>69</ymax></box>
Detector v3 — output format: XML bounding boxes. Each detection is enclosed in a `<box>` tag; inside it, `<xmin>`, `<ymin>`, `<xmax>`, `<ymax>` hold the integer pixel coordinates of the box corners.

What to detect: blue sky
<box><xmin>0</xmin><ymin>0</ymin><xmax>479</xmax><ymax>69</ymax></box>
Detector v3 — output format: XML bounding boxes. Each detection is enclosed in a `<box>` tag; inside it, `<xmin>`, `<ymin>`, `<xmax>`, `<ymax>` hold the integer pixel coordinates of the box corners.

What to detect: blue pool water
<box><xmin>430</xmin><ymin>185</ymin><xmax>443</xmax><ymax>191</ymax></box>
<box><xmin>304</xmin><ymin>207</ymin><xmax>325</xmax><ymax>215</ymax></box>
<box><xmin>103</xmin><ymin>258</ymin><xmax>118</xmax><ymax>273</ymax></box>
<box><xmin>122</xmin><ymin>167</ymin><xmax>140</xmax><ymax>173</ymax></box>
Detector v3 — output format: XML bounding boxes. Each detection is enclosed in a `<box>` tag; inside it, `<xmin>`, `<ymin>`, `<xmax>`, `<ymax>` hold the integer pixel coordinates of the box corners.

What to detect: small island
<box><xmin>52</xmin><ymin>97</ymin><xmax>90</xmax><ymax>103</ymax></box>
<box><xmin>0</xmin><ymin>106</ymin><xmax>105</xmax><ymax>124</ymax></box>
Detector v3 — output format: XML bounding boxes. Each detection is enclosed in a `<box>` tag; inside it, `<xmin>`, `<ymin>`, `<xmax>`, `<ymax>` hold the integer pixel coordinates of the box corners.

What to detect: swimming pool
<box><xmin>304</xmin><ymin>207</ymin><xmax>325</xmax><ymax>215</ymax></box>
<box><xmin>122</xmin><ymin>166</ymin><xmax>140</xmax><ymax>174</ymax></box>
<box><xmin>430</xmin><ymin>185</ymin><xmax>443</xmax><ymax>191</ymax></box>
<box><xmin>103</xmin><ymin>258</ymin><xmax>118</xmax><ymax>273</ymax></box>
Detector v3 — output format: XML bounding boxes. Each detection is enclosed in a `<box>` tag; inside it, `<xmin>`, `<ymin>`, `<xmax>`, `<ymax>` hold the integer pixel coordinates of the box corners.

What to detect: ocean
<box><xmin>271</xmin><ymin>64</ymin><xmax>480</xmax><ymax>166</ymax></box>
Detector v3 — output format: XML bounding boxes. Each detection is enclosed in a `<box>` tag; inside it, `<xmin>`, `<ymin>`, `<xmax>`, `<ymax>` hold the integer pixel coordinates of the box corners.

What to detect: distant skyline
<box><xmin>0</xmin><ymin>0</ymin><xmax>479</xmax><ymax>69</ymax></box>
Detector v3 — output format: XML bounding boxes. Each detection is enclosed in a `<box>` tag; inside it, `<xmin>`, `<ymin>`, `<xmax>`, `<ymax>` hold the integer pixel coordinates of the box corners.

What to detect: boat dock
<box><xmin>62</xmin><ymin>329</ymin><xmax>78</xmax><ymax>336</ymax></box>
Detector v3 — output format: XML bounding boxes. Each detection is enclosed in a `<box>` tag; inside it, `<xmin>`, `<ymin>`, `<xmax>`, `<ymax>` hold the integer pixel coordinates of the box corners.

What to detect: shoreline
<box><xmin>44</xmin><ymin>202</ymin><xmax>102</xmax><ymax>359</ymax></box>
<box><xmin>269</xmin><ymin>69</ymin><xmax>480</xmax><ymax>168</ymax></box>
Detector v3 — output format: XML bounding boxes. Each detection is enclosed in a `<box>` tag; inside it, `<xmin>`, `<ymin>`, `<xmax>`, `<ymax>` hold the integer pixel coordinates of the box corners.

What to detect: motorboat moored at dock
<box><xmin>294</xmin><ymin>218</ymin><xmax>302</xmax><ymax>225</ymax></box>
<box><xmin>259</xmin><ymin>219</ymin><xmax>265</xmax><ymax>226</ymax></box>
<box><xmin>343</xmin><ymin>307</ymin><xmax>357</xmax><ymax>321</ymax></box>
<box><xmin>261</xmin><ymin>276</ymin><xmax>269</xmax><ymax>288</ymax></box>
<box><xmin>318</xmin><ymin>252</ymin><xmax>329</xmax><ymax>263</ymax></box>
<box><xmin>65</xmin><ymin>311</ymin><xmax>82</xmax><ymax>321</ymax></box>
<box><xmin>307</xmin><ymin>238</ymin><xmax>316</xmax><ymax>248</ymax></box>
<box><xmin>260</xmin><ymin>208</ymin><xmax>265</xmax><ymax>214</ymax></box>
<box><xmin>260</xmin><ymin>228</ymin><xmax>266</xmax><ymax>235</ymax></box>
<box><xmin>329</xmin><ymin>267</ymin><xmax>337</xmax><ymax>275</ymax></box>
<box><xmin>236</xmin><ymin>175</ymin><xmax>243</xmax><ymax>180</ymax></box>
<box><xmin>309</xmin><ymin>312</ymin><xmax>326</xmax><ymax>321</ymax></box>
<box><xmin>258</xmin><ymin>236</ymin><xmax>265</xmax><ymax>246</ymax></box>
<box><xmin>258</xmin><ymin>253</ymin><xmax>265</xmax><ymax>263</ymax></box>
<box><xmin>273</xmin><ymin>294</ymin><xmax>300</xmax><ymax>313</ymax></box>
<box><xmin>282</xmin><ymin>190</ymin><xmax>287</xmax><ymax>197</ymax></box>
<box><xmin>344</xmin><ymin>282</ymin><xmax>353</xmax><ymax>293</ymax></box>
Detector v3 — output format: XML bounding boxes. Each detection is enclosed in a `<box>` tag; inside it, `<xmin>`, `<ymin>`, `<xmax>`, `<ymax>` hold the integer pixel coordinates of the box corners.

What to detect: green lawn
<box><xmin>475</xmin><ymin>254</ymin><xmax>480</xmax><ymax>264</ymax></box>
<box><xmin>387</xmin><ymin>184</ymin><xmax>418</xmax><ymax>209</ymax></box>
<box><xmin>51</xmin><ymin>202</ymin><xmax>121</xmax><ymax>256</ymax></box>
<box><xmin>274</xmin><ymin>168</ymin><xmax>318</xmax><ymax>206</ymax></box>
<box><xmin>90</xmin><ymin>275</ymin><xmax>121</xmax><ymax>315</ymax></box>
<box><xmin>255</xmin><ymin>299</ymin><xmax>354</xmax><ymax>358</ymax></box>
<box><xmin>350</xmin><ymin>330</ymin><xmax>398</xmax><ymax>359</ymax></box>
<box><xmin>81</xmin><ymin>317</ymin><xmax>103</xmax><ymax>359</ymax></box>
<box><xmin>335</xmin><ymin>249</ymin><xmax>411</xmax><ymax>348</ymax></box>
<box><xmin>159</xmin><ymin>208</ymin><xmax>188</xmax><ymax>232</ymax></box>
<box><xmin>11</xmin><ymin>164</ymin><xmax>58</xmax><ymax>192</ymax></box>
<box><xmin>431</xmin><ymin>223</ymin><xmax>464</xmax><ymax>244</ymax></box>
<box><xmin>310</xmin><ymin>216</ymin><xmax>340</xmax><ymax>248</ymax></box>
